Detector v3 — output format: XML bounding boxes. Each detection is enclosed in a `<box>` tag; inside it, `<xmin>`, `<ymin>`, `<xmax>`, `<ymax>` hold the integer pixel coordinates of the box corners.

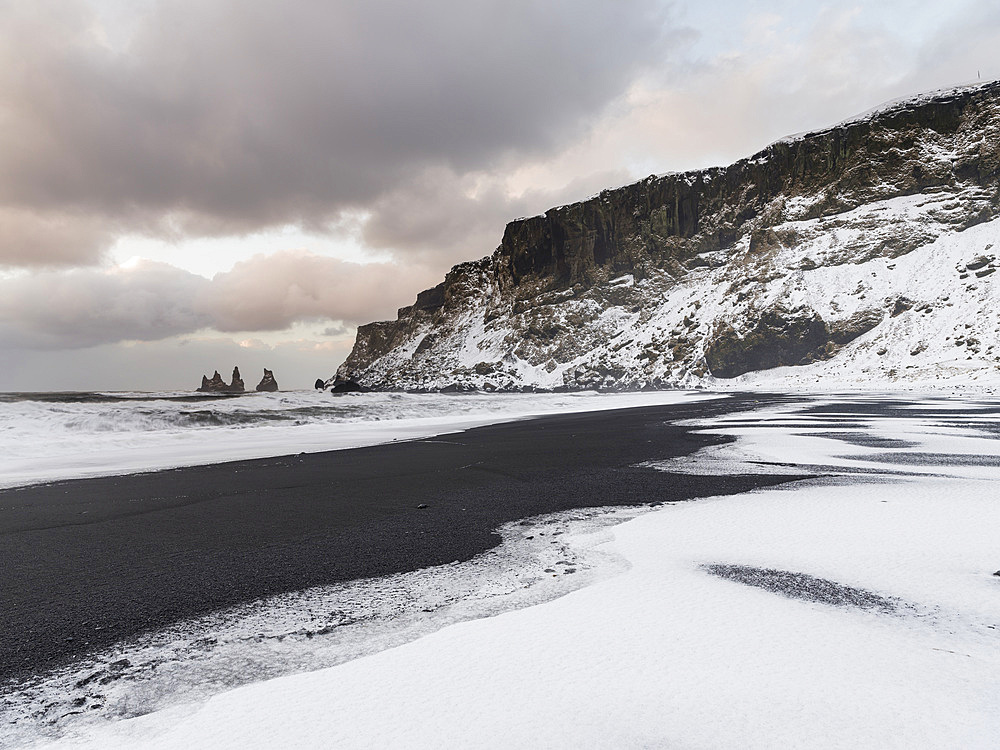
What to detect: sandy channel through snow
<box><xmin>16</xmin><ymin>393</ymin><xmax>1000</xmax><ymax>749</ymax></box>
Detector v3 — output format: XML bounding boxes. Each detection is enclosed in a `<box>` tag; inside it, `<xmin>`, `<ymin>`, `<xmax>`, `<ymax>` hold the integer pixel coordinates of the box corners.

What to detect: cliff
<box><xmin>335</xmin><ymin>81</ymin><xmax>1000</xmax><ymax>391</ymax></box>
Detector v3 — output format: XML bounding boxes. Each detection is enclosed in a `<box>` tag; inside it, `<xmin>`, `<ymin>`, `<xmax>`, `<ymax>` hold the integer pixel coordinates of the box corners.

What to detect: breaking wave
<box><xmin>0</xmin><ymin>389</ymin><xmax>713</xmax><ymax>489</ymax></box>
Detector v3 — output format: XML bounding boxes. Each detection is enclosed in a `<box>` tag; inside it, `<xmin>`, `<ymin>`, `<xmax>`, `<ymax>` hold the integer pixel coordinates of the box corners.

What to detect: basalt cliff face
<box><xmin>336</xmin><ymin>82</ymin><xmax>1000</xmax><ymax>391</ymax></box>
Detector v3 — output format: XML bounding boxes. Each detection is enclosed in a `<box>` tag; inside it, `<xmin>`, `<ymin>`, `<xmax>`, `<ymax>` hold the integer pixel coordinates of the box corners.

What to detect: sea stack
<box><xmin>256</xmin><ymin>368</ymin><xmax>279</xmax><ymax>392</ymax></box>
<box><xmin>230</xmin><ymin>366</ymin><xmax>245</xmax><ymax>392</ymax></box>
<box><xmin>196</xmin><ymin>367</ymin><xmax>246</xmax><ymax>393</ymax></box>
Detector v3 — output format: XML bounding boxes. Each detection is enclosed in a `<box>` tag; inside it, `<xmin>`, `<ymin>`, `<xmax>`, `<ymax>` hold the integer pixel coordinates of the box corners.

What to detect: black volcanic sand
<box><xmin>0</xmin><ymin>393</ymin><xmax>803</xmax><ymax>683</ymax></box>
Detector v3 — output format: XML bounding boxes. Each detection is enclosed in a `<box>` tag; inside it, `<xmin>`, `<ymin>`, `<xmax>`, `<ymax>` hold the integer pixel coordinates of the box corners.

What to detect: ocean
<box><xmin>0</xmin><ymin>389</ymin><xmax>717</xmax><ymax>489</ymax></box>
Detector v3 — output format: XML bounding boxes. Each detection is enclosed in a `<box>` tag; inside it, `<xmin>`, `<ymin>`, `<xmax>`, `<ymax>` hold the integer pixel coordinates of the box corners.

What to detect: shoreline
<box><xmin>4</xmin><ymin>503</ymin><xmax>654</xmax><ymax>745</ymax></box>
<box><xmin>0</xmin><ymin>390</ymin><xmax>725</xmax><ymax>491</ymax></box>
<box><xmin>1</xmin><ymin>394</ymin><xmax>802</xmax><ymax>683</ymax></box>
<box><xmin>3</xmin><ymin>387</ymin><xmax>995</xmax><ymax>493</ymax></box>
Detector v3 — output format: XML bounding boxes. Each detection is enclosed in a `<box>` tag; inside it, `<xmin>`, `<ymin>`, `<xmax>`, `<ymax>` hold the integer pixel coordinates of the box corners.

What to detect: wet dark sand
<box><xmin>0</xmin><ymin>394</ymin><xmax>803</xmax><ymax>682</ymax></box>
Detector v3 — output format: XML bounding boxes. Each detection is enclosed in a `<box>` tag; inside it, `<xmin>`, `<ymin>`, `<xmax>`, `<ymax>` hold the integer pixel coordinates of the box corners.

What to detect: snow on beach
<box><xmin>5</xmin><ymin>504</ymin><xmax>648</xmax><ymax>749</ymax></box>
<box><xmin>27</xmin><ymin>394</ymin><xmax>1000</xmax><ymax>750</ymax></box>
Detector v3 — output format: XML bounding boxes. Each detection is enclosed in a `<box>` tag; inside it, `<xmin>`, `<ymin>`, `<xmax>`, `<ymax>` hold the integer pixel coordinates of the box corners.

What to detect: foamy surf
<box><xmin>0</xmin><ymin>390</ymin><xmax>720</xmax><ymax>489</ymax></box>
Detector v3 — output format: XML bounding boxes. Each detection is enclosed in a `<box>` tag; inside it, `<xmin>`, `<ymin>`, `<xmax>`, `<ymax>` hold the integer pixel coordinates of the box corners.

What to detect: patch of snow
<box><xmin>608</xmin><ymin>274</ymin><xmax>634</xmax><ymax>287</ymax></box>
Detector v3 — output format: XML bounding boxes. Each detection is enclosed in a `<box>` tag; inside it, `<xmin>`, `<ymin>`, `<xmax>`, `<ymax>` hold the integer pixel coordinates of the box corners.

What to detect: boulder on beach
<box><xmin>314</xmin><ymin>378</ymin><xmax>326</xmax><ymax>390</ymax></box>
<box><xmin>256</xmin><ymin>368</ymin><xmax>279</xmax><ymax>392</ymax></box>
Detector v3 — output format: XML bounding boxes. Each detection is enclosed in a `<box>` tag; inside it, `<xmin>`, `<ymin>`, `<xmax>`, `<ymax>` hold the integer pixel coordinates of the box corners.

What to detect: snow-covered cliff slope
<box><xmin>335</xmin><ymin>81</ymin><xmax>1000</xmax><ymax>391</ymax></box>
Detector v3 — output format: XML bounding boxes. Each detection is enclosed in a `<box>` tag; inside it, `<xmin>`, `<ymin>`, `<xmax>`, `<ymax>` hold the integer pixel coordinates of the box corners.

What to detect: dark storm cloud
<box><xmin>0</xmin><ymin>254</ymin><xmax>437</xmax><ymax>349</ymax></box>
<box><xmin>0</xmin><ymin>0</ymin><xmax>670</xmax><ymax>266</ymax></box>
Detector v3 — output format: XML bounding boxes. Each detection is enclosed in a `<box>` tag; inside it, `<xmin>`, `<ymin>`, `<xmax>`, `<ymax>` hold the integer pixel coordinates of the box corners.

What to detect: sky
<box><xmin>2</xmin><ymin>0</ymin><xmax>999</xmax><ymax>391</ymax></box>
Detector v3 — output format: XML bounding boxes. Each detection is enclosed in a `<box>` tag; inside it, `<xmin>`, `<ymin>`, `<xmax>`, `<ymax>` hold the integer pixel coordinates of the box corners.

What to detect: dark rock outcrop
<box><xmin>890</xmin><ymin>296</ymin><xmax>915</xmax><ymax>317</ymax></box>
<box><xmin>197</xmin><ymin>367</ymin><xmax>246</xmax><ymax>393</ymax></box>
<box><xmin>702</xmin><ymin>304</ymin><xmax>888</xmax><ymax>379</ymax></box>
<box><xmin>314</xmin><ymin>379</ymin><xmax>326</xmax><ymax>390</ymax></box>
<box><xmin>828</xmin><ymin>309</ymin><xmax>884</xmax><ymax>345</ymax></box>
<box><xmin>199</xmin><ymin>371</ymin><xmax>225</xmax><ymax>391</ymax></box>
<box><xmin>330</xmin><ymin>378</ymin><xmax>368</xmax><ymax>394</ymax></box>
<box><xmin>705</xmin><ymin>306</ymin><xmax>830</xmax><ymax>379</ymax></box>
<box><xmin>255</xmin><ymin>369</ymin><xmax>279</xmax><ymax>392</ymax></box>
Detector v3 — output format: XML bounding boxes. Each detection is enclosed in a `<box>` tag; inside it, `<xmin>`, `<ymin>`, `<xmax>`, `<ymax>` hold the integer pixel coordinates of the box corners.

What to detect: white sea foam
<box><xmin>0</xmin><ymin>389</ymin><xmax>719</xmax><ymax>489</ymax></box>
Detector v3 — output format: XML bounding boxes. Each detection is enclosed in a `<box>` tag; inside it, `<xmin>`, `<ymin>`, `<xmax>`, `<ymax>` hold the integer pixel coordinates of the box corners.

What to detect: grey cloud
<box><xmin>204</xmin><ymin>251</ymin><xmax>440</xmax><ymax>331</ymax></box>
<box><xmin>592</xmin><ymin>4</ymin><xmax>990</xmax><ymax>180</ymax></box>
<box><xmin>0</xmin><ymin>207</ymin><xmax>114</xmax><ymax>267</ymax></box>
<box><xmin>906</xmin><ymin>1</ymin><xmax>1000</xmax><ymax>90</ymax></box>
<box><xmin>0</xmin><ymin>253</ymin><xmax>439</xmax><ymax>349</ymax></box>
<box><xmin>0</xmin><ymin>261</ymin><xmax>211</xmax><ymax>349</ymax></box>
<box><xmin>0</xmin><ymin>0</ymin><xmax>670</xmax><ymax>265</ymax></box>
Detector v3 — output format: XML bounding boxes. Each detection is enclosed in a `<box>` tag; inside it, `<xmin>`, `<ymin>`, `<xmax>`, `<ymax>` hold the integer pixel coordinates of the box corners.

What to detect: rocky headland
<box><xmin>333</xmin><ymin>81</ymin><xmax>1000</xmax><ymax>391</ymax></box>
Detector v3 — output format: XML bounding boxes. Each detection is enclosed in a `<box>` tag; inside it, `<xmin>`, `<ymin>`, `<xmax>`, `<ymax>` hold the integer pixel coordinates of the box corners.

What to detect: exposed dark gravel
<box><xmin>853</xmin><ymin>452</ymin><xmax>1000</xmax><ymax>467</ymax></box>
<box><xmin>799</xmin><ymin>432</ymin><xmax>919</xmax><ymax>450</ymax></box>
<box><xmin>702</xmin><ymin>564</ymin><xmax>899</xmax><ymax>612</ymax></box>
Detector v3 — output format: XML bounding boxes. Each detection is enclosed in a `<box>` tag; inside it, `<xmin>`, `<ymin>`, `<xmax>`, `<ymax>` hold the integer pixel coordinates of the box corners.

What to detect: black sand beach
<box><xmin>0</xmin><ymin>395</ymin><xmax>802</xmax><ymax>683</ymax></box>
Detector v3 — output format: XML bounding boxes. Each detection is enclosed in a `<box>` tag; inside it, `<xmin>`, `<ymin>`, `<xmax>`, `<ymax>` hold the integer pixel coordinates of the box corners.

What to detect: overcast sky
<box><xmin>2</xmin><ymin>0</ymin><xmax>998</xmax><ymax>391</ymax></box>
